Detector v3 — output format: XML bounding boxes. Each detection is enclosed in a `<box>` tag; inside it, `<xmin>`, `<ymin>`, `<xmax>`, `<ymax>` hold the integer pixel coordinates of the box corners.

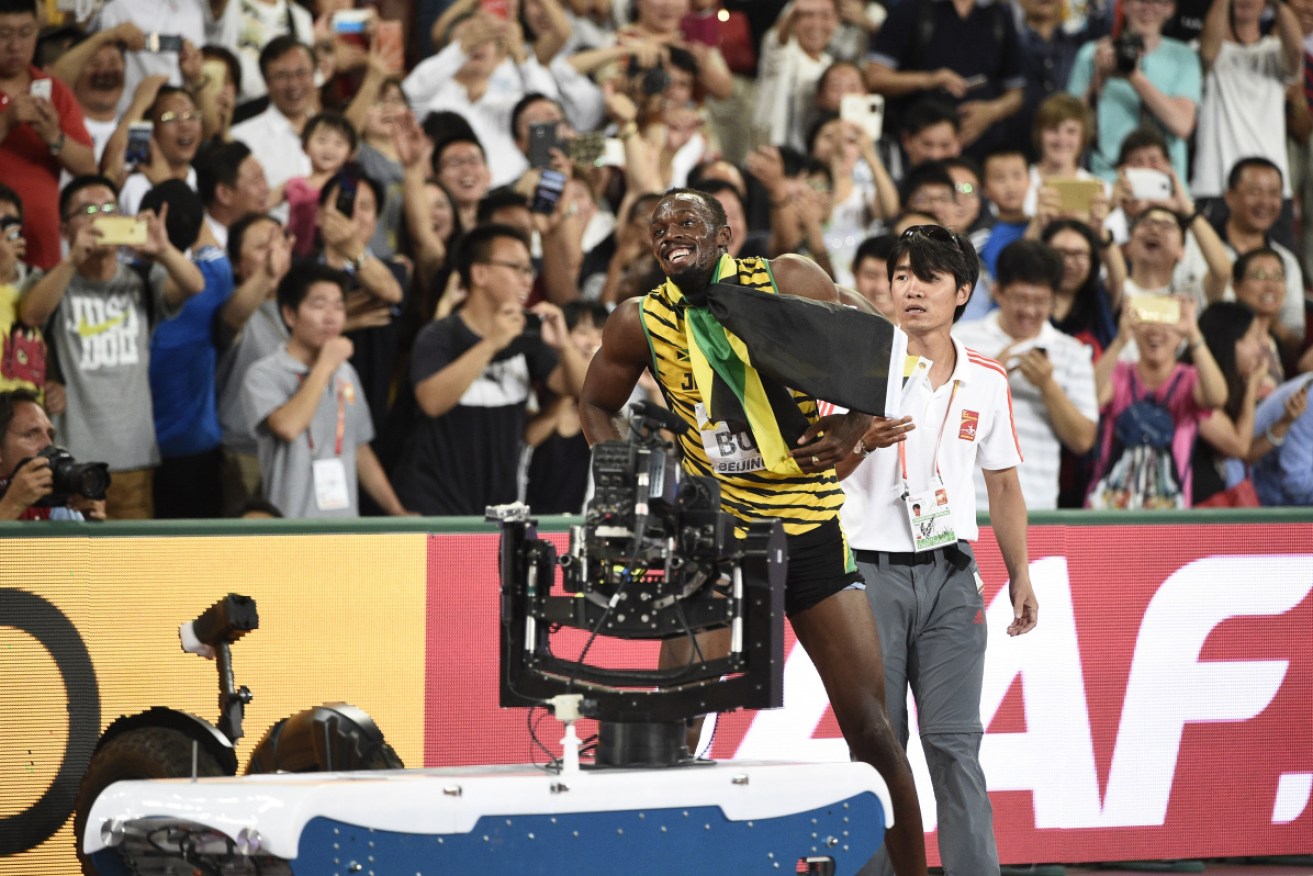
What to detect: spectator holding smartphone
<box><xmin>0</xmin><ymin>0</ymin><xmax>97</xmax><ymax>270</ymax></box>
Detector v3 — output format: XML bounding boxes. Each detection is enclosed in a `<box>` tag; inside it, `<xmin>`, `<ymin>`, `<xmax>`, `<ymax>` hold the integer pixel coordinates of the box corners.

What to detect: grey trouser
<box><xmin>856</xmin><ymin>543</ymin><xmax>999</xmax><ymax>876</ymax></box>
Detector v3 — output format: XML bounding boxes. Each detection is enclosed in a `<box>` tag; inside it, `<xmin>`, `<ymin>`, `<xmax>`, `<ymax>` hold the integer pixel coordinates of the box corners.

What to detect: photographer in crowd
<box><xmin>0</xmin><ymin>388</ymin><xmax>105</xmax><ymax>520</ymax></box>
<box><xmin>1067</xmin><ymin>0</ymin><xmax>1201</xmax><ymax>183</ymax></box>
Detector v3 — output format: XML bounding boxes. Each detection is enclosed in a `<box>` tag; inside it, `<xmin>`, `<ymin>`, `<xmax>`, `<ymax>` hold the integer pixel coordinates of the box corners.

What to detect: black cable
<box><xmin>526</xmin><ymin>705</ymin><xmax>562</xmax><ymax>774</ymax></box>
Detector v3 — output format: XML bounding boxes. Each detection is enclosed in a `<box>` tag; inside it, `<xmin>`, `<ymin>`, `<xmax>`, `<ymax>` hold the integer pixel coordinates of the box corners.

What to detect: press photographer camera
<box><xmin>0</xmin><ymin>390</ymin><xmax>109</xmax><ymax>520</ymax></box>
<box><xmin>1111</xmin><ymin>32</ymin><xmax>1144</xmax><ymax>76</ymax></box>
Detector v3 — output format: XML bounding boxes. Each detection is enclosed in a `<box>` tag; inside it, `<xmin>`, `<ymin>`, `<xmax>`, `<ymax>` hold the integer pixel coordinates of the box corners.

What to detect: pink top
<box><xmin>285</xmin><ymin>177</ymin><xmax>320</xmax><ymax>258</ymax></box>
<box><xmin>1087</xmin><ymin>361</ymin><xmax>1211</xmax><ymax>507</ymax></box>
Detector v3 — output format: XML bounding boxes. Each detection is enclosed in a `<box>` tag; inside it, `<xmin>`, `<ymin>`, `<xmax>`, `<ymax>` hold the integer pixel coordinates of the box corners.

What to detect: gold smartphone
<box><xmin>93</xmin><ymin>216</ymin><xmax>148</xmax><ymax>246</ymax></box>
<box><xmin>1047</xmin><ymin>178</ymin><xmax>1102</xmax><ymax>214</ymax></box>
<box><xmin>1129</xmin><ymin>294</ymin><xmax>1181</xmax><ymax>325</ymax></box>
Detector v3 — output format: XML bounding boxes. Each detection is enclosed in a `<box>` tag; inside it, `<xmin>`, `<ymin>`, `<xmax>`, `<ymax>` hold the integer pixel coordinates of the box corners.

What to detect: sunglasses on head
<box><xmin>900</xmin><ymin>224</ymin><xmax>965</xmax><ymax>253</ymax></box>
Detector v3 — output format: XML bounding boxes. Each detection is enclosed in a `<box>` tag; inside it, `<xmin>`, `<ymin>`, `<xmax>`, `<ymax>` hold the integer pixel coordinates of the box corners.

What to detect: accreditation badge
<box><xmin>903</xmin><ymin>474</ymin><xmax>956</xmax><ymax>552</ymax></box>
<box><xmin>312</xmin><ymin>458</ymin><xmax>351</xmax><ymax>511</ymax></box>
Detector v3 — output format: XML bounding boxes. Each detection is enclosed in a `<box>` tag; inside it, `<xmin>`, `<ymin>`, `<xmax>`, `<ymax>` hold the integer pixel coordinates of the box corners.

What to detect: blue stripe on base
<box><xmin>293</xmin><ymin>793</ymin><xmax>886</xmax><ymax>875</ymax></box>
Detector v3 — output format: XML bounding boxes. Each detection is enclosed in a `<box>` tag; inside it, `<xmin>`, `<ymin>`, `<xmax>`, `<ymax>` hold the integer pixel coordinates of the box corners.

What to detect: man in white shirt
<box><xmin>954</xmin><ymin>239</ymin><xmax>1098</xmax><ymax>510</ymax></box>
<box><xmin>837</xmin><ymin>224</ymin><xmax>1037</xmax><ymax>876</ymax></box>
<box><xmin>204</xmin><ymin>0</ymin><xmax>313</xmax><ymax>103</ymax></box>
<box><xmin>97</xmin><ymin>0</ymin><xmax>205</xmax><ymax>113</ymax></box>
<box><xmin>230</xmin><ymin>35</ymin><xmax>312</xmax><ymax>197</ymax></box>
<box><xmin>751</xmin><ymin>0</ymin><xmax>841</xmax><ymax>151</ymax></box>
<box><xmin>195</xmin><ymin>140</ymin><xmax>271</xmax><ymax>250</ymax></box>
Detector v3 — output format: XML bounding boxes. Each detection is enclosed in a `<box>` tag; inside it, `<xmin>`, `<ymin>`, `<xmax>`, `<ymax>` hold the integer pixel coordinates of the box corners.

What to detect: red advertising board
<box><xmin>422</xmin><ymin>523</ymin><xmax>1313</xmax><ymax>865</ymax></box>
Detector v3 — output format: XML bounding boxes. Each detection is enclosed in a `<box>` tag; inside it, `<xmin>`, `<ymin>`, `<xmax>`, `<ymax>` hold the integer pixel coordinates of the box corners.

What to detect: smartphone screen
<box><xmin>126</xmin><ymin>122</ymin><xmax>153</xmax><ymax>166</ymax></box>
<box><xmin>531</xmin><ymin>169</ymin><xmax>566</xmax><ymax>214</ymax></box>
<box><xmin>28</xmin><ymin>78</ymin><xmax>51</xmax><ymax>101</ymax></box>
<box><xmin>336</xmin><ymin>174</ymin><xmax>359</xmax><ymax>218</ymax></box>
<box><xmin>528</xmin><ymin>122</ymin><xmax>562</xmax><ymax>169</ymax></box>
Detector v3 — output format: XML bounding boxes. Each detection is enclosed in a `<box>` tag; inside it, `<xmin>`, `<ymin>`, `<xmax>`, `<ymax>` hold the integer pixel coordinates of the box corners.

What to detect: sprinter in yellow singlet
<box><xmin>579</xmin><ymin>189</ymin><xmax>928</xmax><ymax>876</ymax></box>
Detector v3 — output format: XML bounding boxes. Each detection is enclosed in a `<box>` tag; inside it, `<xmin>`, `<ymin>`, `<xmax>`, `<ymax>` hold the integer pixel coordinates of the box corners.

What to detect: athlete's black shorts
<box><xmin>781</xmin><ymin>517</ymin><xmax>863</xmax><ymax>617</ymax></box>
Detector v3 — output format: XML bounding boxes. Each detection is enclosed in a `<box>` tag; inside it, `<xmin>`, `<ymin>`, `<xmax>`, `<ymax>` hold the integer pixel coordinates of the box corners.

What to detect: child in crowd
<box><xmin>284</xmin><ymin>112</ymin><xmax>357</xmax><ymax>257</ymax></box>
<box><xmin>979</xmin><ymin>147</ymin><xmax>1032</xmax><ymax>280</ymax></box>
<box><xmin>242</xmin><ymin>262</ymin><xmax>409</xmax><ymax>518</ymax></box>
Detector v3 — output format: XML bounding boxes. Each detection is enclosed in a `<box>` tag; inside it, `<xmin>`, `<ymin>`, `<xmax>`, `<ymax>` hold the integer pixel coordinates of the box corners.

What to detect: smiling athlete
<box><xmin>579</xmin><ymin>188</ymin><xmax>929</xmax><ymax>876</ymax></box>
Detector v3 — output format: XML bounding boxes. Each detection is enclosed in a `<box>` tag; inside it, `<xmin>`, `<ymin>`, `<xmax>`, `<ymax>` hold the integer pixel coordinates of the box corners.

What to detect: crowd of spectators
<box><xmin>1</xmin><ymin>0</ymin><xmax>1312</xmax><ymax>520</ymax></box>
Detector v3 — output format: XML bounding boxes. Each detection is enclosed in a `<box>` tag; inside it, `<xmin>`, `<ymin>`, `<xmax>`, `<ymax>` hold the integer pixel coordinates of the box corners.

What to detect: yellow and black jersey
<box><xmin>638</xmin><ymin>256</ymin><xmax>845</xmax><ymax>535</ymax></box>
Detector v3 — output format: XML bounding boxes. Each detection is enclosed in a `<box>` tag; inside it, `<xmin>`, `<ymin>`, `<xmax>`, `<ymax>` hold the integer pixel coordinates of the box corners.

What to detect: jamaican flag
<box><xmin>672</xmin><ymin>254</ymin><xmax>906</xmax><ymax>476</ymax></box>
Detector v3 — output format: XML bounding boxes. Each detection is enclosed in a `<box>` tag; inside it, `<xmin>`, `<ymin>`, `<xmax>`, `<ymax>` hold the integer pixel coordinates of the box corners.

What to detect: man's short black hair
<box><xmin>258</xmin><ymin>35</ymin><xmax>312</xmax><ymax>82</ymax></box>
<box><xmin>1226</xmin><ymin>156</ymin><xmax>1283</xmax><ymax>191</ymax></box>
<box><xmin>431</xmin><ymin>133</ymin><xmax>487</xmax><ymax>176</ymax></box>
<box><xmin>982</xmin><ymin>146</ymin><xmax>1029</xmax><ymax>174</ymax></box>
<box><xmin>423</xmin><ymin>110</ymin><xmax>477</xmax><ymax>147</ymax></box>
<box><xmin>887</xmin><ymin>225</ymin><xmax>980</xmax><ymax>323</ymax></box>
<box><xmin>995</xmin><ymin>239</ymin><xmax>1063</xmax><ymax>293</ymax></box>
<box><xmin>1232</xmin><ymin>246</ymin><xmax>1284</xmax><ymax>285</ymax></box>
<box><xmin>509</xmin><ymin>92</ymin><xmax>560</xmax><ymax>140</ymax></box>
<box><xmin>0</xmin><ymin>388</ymin><xmax>41</xmax><ymax>446</ymax></box>
<box><xmin>1116</xmin><ymin>127</ymin><xmax>1170</xmax><ymax>167</ymax></box>
<box><xmin>900</xmin><ymin>95</ymin><xmax>960</xmax><ymax>137</ymax></box>
<box><xmin>276</xmin><ymin>261</ymin><xmax>348</xmax><ymax>320</ymax></box>
<box><xmin>148</xmin><ymin>84</ymin><xmax>194</xmax><ymax>119</ymax></box>
<box><xmin>0</xmin><ymin>0</ymin><xmax>38</xmax><ymax>16</ymax></box>
<box><xmin>899</xmin><ymin>160</ymin><xmax>955</xmax><ymax>208</ymax></box>
<box><xmin>661</xmin><ymin>186</ymin><xmax>728</xmax><ymax>228</ymax></box>
<box><xmin>58</xmin><ymin>175</ymin><xmax>119</xmax><ymax>222</ymax></box>
<box><xmin>453</xmin><ymin>222</ymin><xmax>532</xmax><ymax>289</ymax></box>
<box><xmin>194</xmin><ymin>141</ymin><xmax>253</xmax><ymax>207</ymax></box>
<box><xmin>140</xmin><ymin>179</ymin><xmax>203</xmax><ymax>251</ymax></box>
<box><xmin>227</xmin><ymin>212</ymin><xmax>279</xmax><ymax>271</ymax></box>
<box><xmin>854</xmin><ymin>233</ymin><xmax>897</xmax><ymax>268</ymax></box>
<box><xmin>476</xmin><ymin>186</ymin><xmax>529</xmax><ymax>225</ymax></box>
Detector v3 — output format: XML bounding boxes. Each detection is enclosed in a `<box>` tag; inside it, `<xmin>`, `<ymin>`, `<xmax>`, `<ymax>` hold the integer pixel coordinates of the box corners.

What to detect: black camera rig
<box><xmin>491</xmin><ymin>402</ymin><xmax>786</xmax><ymax>768</ymax></box>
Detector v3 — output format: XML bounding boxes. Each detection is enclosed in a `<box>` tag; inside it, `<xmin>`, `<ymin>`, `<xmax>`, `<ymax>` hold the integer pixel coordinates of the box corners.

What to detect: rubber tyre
<box><xmin>246</xmin><ymin>711</ymin><xmax>404</xmax><ymax>775</ymax></box>
<box><xmin>73</xmin><ymin>727</ymin><xmax>224</xmax><ymax>875</ymax></box>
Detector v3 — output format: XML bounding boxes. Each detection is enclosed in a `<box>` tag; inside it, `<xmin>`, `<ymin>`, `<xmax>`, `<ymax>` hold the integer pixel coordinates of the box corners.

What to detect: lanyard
<box><xmin>302</xmin><ymin>379</ymin><xmax>347</xmax><ymax>457</ymax></box>
<box><xmin>897</xmin><ymin>379</ymin><xmax>960</xmax><ymax>491</ymax></box>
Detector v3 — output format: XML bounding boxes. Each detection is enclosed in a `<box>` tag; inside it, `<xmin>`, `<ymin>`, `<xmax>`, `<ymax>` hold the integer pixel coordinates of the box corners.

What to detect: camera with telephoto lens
<box><xmin>1112</xmin><ymin>32</ymin><xmax>1144</xmax><ymax>76</ymax></box>
<box><xmin>15</xmin><ymin>445</ymin><xmax>111</xmax><ymax>506</ymax></box>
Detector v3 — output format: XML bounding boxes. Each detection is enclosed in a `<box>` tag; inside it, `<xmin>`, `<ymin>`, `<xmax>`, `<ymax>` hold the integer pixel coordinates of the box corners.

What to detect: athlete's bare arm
<box><xmin>580</xmin><ymin>298</ymin><xmax>651</xmax><ymax>446</ymax></box>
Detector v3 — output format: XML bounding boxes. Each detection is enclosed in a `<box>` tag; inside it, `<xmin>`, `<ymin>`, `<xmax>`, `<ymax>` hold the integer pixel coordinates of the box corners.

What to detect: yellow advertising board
<box><xmin>1</xmin><ymin>533</ymin><xmax>428</xmax><ymax>874</ymax></box>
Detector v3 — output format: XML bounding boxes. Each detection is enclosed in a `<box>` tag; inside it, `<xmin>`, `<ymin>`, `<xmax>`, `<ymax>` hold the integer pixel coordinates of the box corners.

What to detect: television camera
<box><xmin>492</xmin><ymin>401</ymin><xmax>787</xmax><ymax>768</ymax></box>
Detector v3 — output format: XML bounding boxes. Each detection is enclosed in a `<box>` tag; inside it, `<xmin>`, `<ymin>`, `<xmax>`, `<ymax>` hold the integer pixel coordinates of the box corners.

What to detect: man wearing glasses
<box><xmin>20</xmin><ymin>174</ymin><xmax>203</xmax><ymax>518</ymax></box>
<box><xmin>836</xmin><ymin>224</ymin><xmax>1037</xmax><ymax>876</ymax></box>
<box><xmin>0</xmin><ymin>0</ymin><xmax>98</xmax><ymax>270</ymax></box>
<box><xmin>230</xmin><ymin>35</ymin><xmax>314</xmax><ymax>201</ymax></box>
<box><xmin>390</xmin><ymin>223</ymin><xmax>586</xmax><ymax>515</ymax></box>
<box><xmin>580</xmin><ymin>189</ymin><xmax>930</xmax><ymax>875</ymax></box>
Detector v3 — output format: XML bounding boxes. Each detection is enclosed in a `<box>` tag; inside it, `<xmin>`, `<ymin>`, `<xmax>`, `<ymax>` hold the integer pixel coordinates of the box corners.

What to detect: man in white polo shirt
<box><xmin>836</xmin><ymin>224</ymin><xmax>1037</xmax><ymax>876</ymax></box>
<box><xmin>954</xmin><ymin>238</ymin><xmax>1098</xmax><ymax>510</ymax></box>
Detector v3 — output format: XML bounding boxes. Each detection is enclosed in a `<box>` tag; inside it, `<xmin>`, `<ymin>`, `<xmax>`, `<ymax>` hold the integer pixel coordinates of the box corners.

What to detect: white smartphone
<box><xmin>1125</xmin><ymin>167</ymin><xmax>1172</xmax><ymax>201</ymax></box>
<box><xmin>28</xmin><ymin>78</ymin><xmax>51</xmax><ymax>101</ymax></box>
<box><xmin>840</xmin><ymin>93</ymin><xmax>885</xmax><ymax>143</ymax></box>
